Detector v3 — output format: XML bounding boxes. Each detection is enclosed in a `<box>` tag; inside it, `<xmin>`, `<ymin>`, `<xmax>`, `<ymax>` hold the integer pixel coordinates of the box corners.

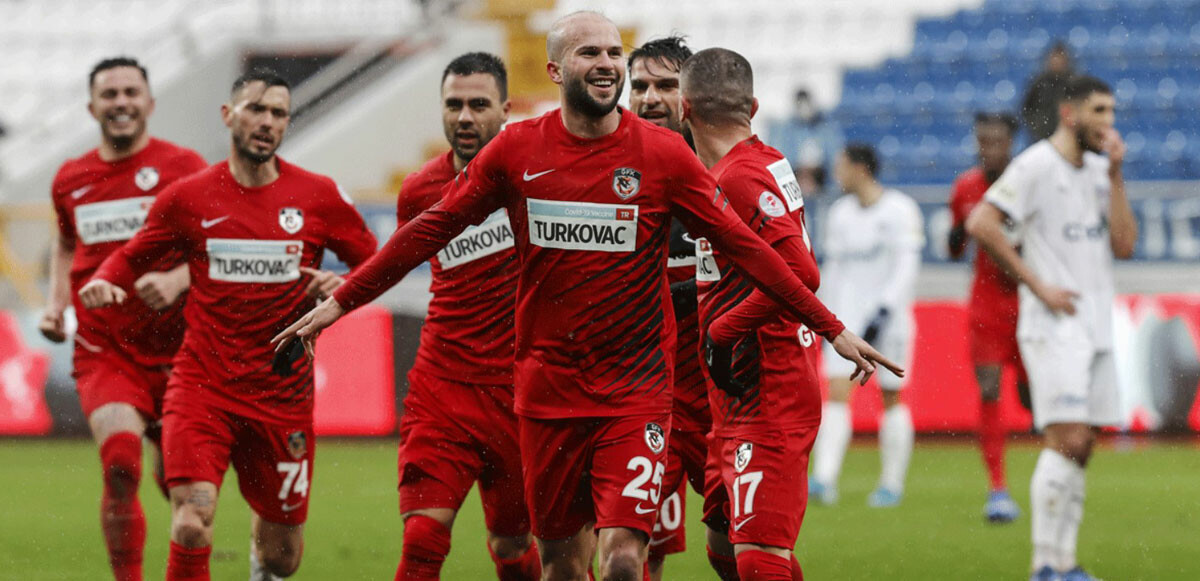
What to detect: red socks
<box><xmin>487</xmin><ymin>541</ymin><xmax>541</xmax><ymax>581</ymax></box>
<box><xmin>100</xmin><ymin>432</ymin><xmax>146</xmax><ymax>581</ymax></box>
<box><xmin>166</xmin><ymin>541</ymin><xmax>211</xmax><ymax>581</ymax></box>
<box><xmin>736</xmin><ymin>550</ymin><xmax>795</xmax><ymax>581</ymax></box>
<box><xmin>395</xmin><ymin>514</ymin><xmax>452</xmax><ymax>580</ymax></box>
<box><xmin>707</xmin><ymin>545</ymin><xmax>742</xmax><ymax>581</ymax></box>
<box><xmin>979</xmin><ymin>399</ymin><xmax>1007</xmax><ymax>490</ymax></box>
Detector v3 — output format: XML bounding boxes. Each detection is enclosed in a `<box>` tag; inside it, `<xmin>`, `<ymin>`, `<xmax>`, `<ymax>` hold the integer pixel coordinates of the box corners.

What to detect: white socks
<box><xmin>878</xmin><ymin>403</ymin><xmax>913</xmax><ymax>493</ymax></box>
<box><xmin>1030</xmin><ymin>449</ymin><xmax>1086</xmax><ymax>571</ymax></box>
<box><xmin>812</xmin><ymin>401</ymin><xmax>851</xmax><ymax>487</ymax></box>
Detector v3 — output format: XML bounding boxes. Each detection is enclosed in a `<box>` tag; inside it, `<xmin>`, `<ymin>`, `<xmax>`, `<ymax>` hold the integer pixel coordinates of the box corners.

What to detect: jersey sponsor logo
<box><xmin>766</xmin><ymin>158</ymin><xmax>804</xmax><ymax>212</ymax></box>
<box><xmin>612</xmin><ymin>167</ymin><xmax>642</xmax><ymax>200</ymax></box>
<box><xmin>287</xmin><ymin>431</ymin><xmax>307</xmax><ymax>459</ymax></box>
<box><xmin>73</xmin><ymin>196</ymin><xmax>154</xmax><ymax>245</ymax></box>
<box><xmin>667</xmin><ymin>255</ymin><xmax>697</xmax><ymax>269</ymax></box>
<box><xmin>734</xmin><ymin>442</ymin><xmax>753</xmax><ymax>473</ymax></box>
<box><xmin>201</xmin><ymin>216</ymin><xmax>230</xmax><ymax>229</ymax></box>
<box><xmin>206</xmin><ymin>238</ymin><xmax>303</xmax><ymax>283</ymax></box>
<box><xmin>134</xmin><ymin>166</ymin><xmax>160</xmax><ymax>191</ymax></box>
<box><xmin>523</xmin><ymin>168</ymin><xmax>555</xmax><ymax>181</ymax></box>
<box><xmin>279</xmin><ymin>207</ymin><xmax>304</xmax><ymax>234</ymax></box>
<box><xmin>644</xmin><ymin>422</ymin><xmax>665</xmax><ymax>454</ymax></box>
<box><xmin>797</xmin><ymin>324</ymin><xmax>815</xmax><ymax>348</ymax></box>
<box><xmin>528</xmin><ymin>199</ymin><xmax>638</xmax><ymax>252</ymax></box>
<box><xmin>758</xmin><ymin>191</ymin><xmax>787</xmax><ymax>218</ymax></box>
<box><xmin>695</xmin><ymin>238</ymin><xmax>721</xmax><ymax>282</ymax></box>
<box><xmin>1062</xmin><ymin>217</ymin><xmax>1109</xmax><ymax>241</ymax></box>
<box><xmin>438</xmin><ymin>209</ymin><xmax>515</xmax><ymax>269</ymax></box>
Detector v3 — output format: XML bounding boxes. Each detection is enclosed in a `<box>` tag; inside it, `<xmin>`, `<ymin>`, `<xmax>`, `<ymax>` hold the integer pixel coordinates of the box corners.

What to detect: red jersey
<box><xmin>51</xmin><ymin>138</ymin><xmax>207</xmax><ymax>366</ymax></box>
<box><xmin>334</xmin><ymin>109</ymin><xmax>843</xmax><ymax>420</ymax></box>
<box><xmin>697</xmin><ymin>137</ymin><xmax>822</xmax><ymax>435</ymax></box>
<box><xmin>93</xmin><ymin>158</ymin><xmax>377</xmax><ymax>423</ymax></box>
<box><xmin>949</xmin><ymin>167</ymin><xmax>1019</xmax><ymax>328</ymax></box>
<box><xmin>666</xmin><ymin>218</ymin><xmax>709</xmax><ymax>431</ymax></box>
<box><xmin>396</xmin><ymin>151</ymin><xmax>518</xmax><ymax>385</ymax></box>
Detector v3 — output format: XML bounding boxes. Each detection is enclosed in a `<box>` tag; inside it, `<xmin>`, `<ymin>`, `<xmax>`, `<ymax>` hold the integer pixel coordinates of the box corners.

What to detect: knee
<box><xmin>600</xmin><ymin>549</ymin><xmax>643</xmax><ymax>581</ymax></box>
<box><xmin>99</xmin><ymin>433</ymin><xmax>143</xmax><ymax>497</ymax></box>
<box><xmin>262</xmin><ymin>544</ymin><xmax>303</xmax><ymax>578</ymax></box>
<box><xmin>1055</xmin><ymin>430</ymin><xmax>1096</xmax><ymax>465</ymax></box>
<box><xmin>975</xmin><ymin>368</ymin><xmax>1002</xmax><ymax>401</ymax></box>
<box><xmin>171</xmin><ymin>519</ymin><xmax>211</xmax><ymax>548</ymax></box>
<box><xmin>488</xmin><ymin>533</ymin><xmax>533</xmax><ymax>561</ymax></box>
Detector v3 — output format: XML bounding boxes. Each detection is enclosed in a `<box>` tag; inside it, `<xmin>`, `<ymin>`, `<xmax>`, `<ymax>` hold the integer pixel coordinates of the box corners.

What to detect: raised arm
<box><xmin>1103</xmin><ymin>128</ymin><xmax>1137</xmax><ymax>259</ymax></box>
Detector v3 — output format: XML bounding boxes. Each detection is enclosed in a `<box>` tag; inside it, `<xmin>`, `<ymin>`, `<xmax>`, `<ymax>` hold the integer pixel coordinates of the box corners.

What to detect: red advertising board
<box><xmin>0</xmin><ymin>311</ymin><xmax>52</xmax><ymax>435</ymax></box>
<box><xmin>313</xmin><ymin>305</ymin><xmax>396</xmax><ymax>436</ymax></box>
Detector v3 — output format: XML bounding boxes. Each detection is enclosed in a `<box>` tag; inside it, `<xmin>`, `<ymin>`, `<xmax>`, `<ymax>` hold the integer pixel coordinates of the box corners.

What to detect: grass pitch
<box><xmin>2</xmin><ymin>438</ymin><xmax>1197</xmax><ymax>580</ymax></box>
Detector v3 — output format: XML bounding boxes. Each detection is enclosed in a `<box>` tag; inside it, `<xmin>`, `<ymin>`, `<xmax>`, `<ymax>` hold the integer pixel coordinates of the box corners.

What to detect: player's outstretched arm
<box><xmin>272</xmin><ymin>296</ymin><xmax>345</xmax><ymax>358</ymax></box>
<box><xmin>966</xmin><ymin>202</ymin><xmax>1078</xmax><ymax>315</ymax></box>
<box><xmin>89</xmin><ymin>185</ymin><xmax>189</xmax><ymax>302</ymax></box>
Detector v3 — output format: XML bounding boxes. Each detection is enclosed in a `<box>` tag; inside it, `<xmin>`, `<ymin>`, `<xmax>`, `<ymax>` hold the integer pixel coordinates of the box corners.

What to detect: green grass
<box><xmin>1</xmin><ymin>438</ymin><xmax>1197</xmax><ymax>579</ymax></box>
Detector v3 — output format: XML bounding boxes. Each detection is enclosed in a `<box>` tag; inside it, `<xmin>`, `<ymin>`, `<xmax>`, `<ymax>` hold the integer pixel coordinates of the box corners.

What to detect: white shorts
<box><xmin>1019</xmin><ymin>340</ymin><xmax>1120</xmax><ymax>430</ymax></box>
<box><xmin>824</xmin><ymin>332</ymin><xmax>911</xmax><ymax>391</ymax></box>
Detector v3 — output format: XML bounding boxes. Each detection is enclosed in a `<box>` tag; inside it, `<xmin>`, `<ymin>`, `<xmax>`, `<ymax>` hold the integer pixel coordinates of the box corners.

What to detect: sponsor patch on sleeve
<box><xmin>527</xmin><ymin>199</ymin><xmax>638</xmax><ymax>252</ymax></box>
<box><xmin>73</xmin><ymin>196</ymin><xmax>155</xmax><ymax>245</ymax></box>
<box><xmin>766</xmin><ymin>158</ymin><xmax>804</xmax><ymax>212</ymax></box>
<box><xmin>695</xmin><ymin>238</ymin><xmax>721</xmax><ymax>282</ymax></box>
<box><xmin>438</xmin><ymin>209</ymin><xmax>515</xmax><ymax>269</ymax></box>
<box><xmin>206</xmin><ymin>239</ymin><xmax>304</xmax><ymax>283</ymax></box>
<box><xmin>758</xmin><ymin>191</ymin><xmax>787</xmax><ymax>218</ymax></box>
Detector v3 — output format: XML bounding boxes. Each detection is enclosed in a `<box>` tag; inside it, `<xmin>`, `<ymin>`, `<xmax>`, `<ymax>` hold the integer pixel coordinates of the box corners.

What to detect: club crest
<box><xmin>279</xmin><ymin>207</ymin><xmax>304</xmax><ymax>234</ymax></box>
<box><xmin>735</xmin><ymin>442</ymin><xmax>753</xmax><ymax>472</ymax></box>
<box><xmin>287</xmin><ymin>431</ymin><xmax>307</xmax><ymax>459</ymax></box>
<box><xmin>135</xmin><ymin>167</ymin><xmax>160</xmax><ymax>191</ymax></box>
<box><xmin>612</xmin><ymin>167</ymin><xmax>642</xmax><ymax>200</ymax></box>
<box><xmin>644</xmin><ymin>422</ymin><xmax>665</xmax><ymax>454</ymax></box>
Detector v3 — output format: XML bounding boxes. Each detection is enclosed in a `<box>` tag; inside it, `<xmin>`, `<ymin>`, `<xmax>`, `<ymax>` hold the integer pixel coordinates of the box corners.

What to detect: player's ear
<box><xmin>86</xmin><ymin>98</ymin><xmax>98</xmax><ymax>121</ymax></box>
<box><xmin>1058</xmin><ymin>100</ymin><xmax>1075</xmax><ymax>128</ymax></box>
<box><xmin>145</xmin><ymin>95</ymin><xmax>156</xmax><ymax>118</ymax></box>
<box><xmin>546</xmin><ymin>60</ymin><xmax>563</xmax><ymax>85</ymax></box>
<box><xmin>749</xmin><ymin>98</ymin><xmax>759</xmax><ymax>120</ymax></box>
<box><xmin>220</xmin><ymin>103</ymin><xmax>233</xmax><ymax>127</ymax></box>
<box><xmin>680</xmin><ymin>96</ymin><xmax>692</xmax><ymax>123</ymax></box>
<box><xmin>501</xmin><ymin>99</ymin><xmax>511</xmax><ymax>123</ymax></box>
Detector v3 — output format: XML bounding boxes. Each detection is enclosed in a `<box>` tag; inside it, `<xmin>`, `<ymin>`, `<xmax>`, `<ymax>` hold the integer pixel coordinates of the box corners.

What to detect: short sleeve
<box><xmin>50</xmin><ymin>170</ymin><xmax>76</xmax><ymax>248</ymax></box>
<box><xmin>984</xmin><ymin>157</ymin><xmax>1036</xmax><ymax>225</ymax></box>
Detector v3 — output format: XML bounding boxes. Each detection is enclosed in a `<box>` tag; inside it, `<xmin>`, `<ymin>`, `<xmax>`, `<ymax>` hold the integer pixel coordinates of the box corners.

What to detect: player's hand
<box><xmin>37</xmin><ymin>308</ymin><xmax>67</xmax><ymax>343</ymax></box>
<box><xmin>830</xmin><ymin>330</ymin><xmax>905</xmax><ymax>386</ymax></box>
<box><xmin>1035</xmin><ymin>284</ymin><xmax>1079</xmax><ymax>315</ymax></box>
<box><xmin>702</xmin><ymin>332</ymin><xmax>748</xmax><ymax>398</ymax></box>
<box><xmin>861</xmin><ymin>306</ymin><xmax>890</xmax><ymax>345</ymax></box>
<box><xmin>271</xmin><ymin>296</ymin><xmax>346</xmax><ymax>359</ymax></box>
<box><xmin>78</xmin><ymin>279</ymin><xmax>127</xmax><ymax>309</ymax></box>
<box><xmin>134</xmin><ymin>269</ymin><xmax>189</xmax><ymax>311</ymax></box>
<box><xmin>300</xmin><ymin>266</ymin><xmax>344</xmax><ymax>301</ymax></box>
<box><xmin>1102</xmin><ymin>127</ymin><xmax>1125</xmax><ymax>172</ymax></box>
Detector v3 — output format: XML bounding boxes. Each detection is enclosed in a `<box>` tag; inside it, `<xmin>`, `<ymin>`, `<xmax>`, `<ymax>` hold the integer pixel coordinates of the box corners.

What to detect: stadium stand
<box><xmin>835</xmin><ymin>0</ymin><xmax>1200</xmax><ymax>184</ymax></box>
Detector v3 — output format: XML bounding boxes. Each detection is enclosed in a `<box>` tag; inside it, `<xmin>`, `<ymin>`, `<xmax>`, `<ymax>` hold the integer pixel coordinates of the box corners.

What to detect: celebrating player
<box><xmin>967</xmin><ymin>76</ymin><xmax>1136</xmax><ymax>581</ymax></box>
<box><xmin>40</xmin><ymin>56</ymin><xmax>206</xmax><ymax>581</ymax></box>
<box><xmin>78</xmin><ymin>69</ymin><xmax>378</xmax><ymax>581</ymax></box>
<box><xmin>948</xmin><ymin>111</ymin><xmax>1026</xmax><ymax>523</ymax></box>
<box><xmin>684</xmin><ymin>47</ymin><xmax>848</xmax><ymax>581</ymax></box>
<box><xmin>275</xmin><ymin>11</ymin><xmax>897</xmax><ymax>581</ymax></box>
<box><xmin>810</xmin><ymin>144</ymin><xmax>923</xmax><ymax>508</ymax></box>
<box><xmin>627</xmin><ymin>35</ymin><xmax>708</xmax><ymax>581</ymax></box>
<box><xmin>390</xmin><ymin>52</ymin><xmax>540</xmax><ymax>580</ymax></box>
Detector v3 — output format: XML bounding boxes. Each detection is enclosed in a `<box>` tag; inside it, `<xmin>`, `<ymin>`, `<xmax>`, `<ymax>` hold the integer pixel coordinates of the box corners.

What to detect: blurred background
<box><xmin>0</xmin><ymin>0</ymin><xmax>1198</xmax><ymax>438</ymax></box>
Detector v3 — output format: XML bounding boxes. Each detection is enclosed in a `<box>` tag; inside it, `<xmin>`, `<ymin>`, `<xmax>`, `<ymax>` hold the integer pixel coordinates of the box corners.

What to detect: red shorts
<box><xmin>702</xmin><ymin>427</ymin><xmax>817</xmax><ymax>549</ymax></box>
<box><xmin>73</xmin><ymin>344</ymin><xmax>169</xmax><ymax>419</ymax></box>
<box><xmin>519</xmin><ymin>413</ymin><xmax>671</xmax><ymax>540</ymax></box>
<box><xmin>968</xmin><ymin>314</ymin><xmax>1020</xmax><ymax>365</ymax></box>
<box><xmin>162</xmin><ymin>392</ymin><xmax>315</xmax><ymax>526</ymax></box>
<box><xmin>398</xmin><ymin>370</ymin><xmax>530</xmax><ymax>537</ymax></box>
<box><xmin>649</xmin><ymin>427</ymin><xmax>708</xmax><ymax>558</ymax></box>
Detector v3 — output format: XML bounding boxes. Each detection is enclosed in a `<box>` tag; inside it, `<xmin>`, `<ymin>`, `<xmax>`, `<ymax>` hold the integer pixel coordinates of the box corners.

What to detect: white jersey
<box><xmin>819</xmin><ymin>188</ymin><xmax>924</xmax><ymax>341</ymax></box>
<box><xmin>985</xmin><ymin>140</ymin><xmax>1115</xmax><ymax>350</ymax></box>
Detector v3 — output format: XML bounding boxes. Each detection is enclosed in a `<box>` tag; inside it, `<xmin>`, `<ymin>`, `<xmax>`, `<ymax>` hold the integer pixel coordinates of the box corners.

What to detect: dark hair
<box><xmin>629</xmin><ymin>35</ymin><xmax>693</xmax><ymax>73</ymax></box>
<box><xmin>680</xmin><ymin>47</ymin><xmax>754</xmax><ymax>125</ymax></box>
<box><xmin>843</xmin><ymin>143</ymin><xmax>879</xmax><ymax>177</ymax></box>
<box><xmin>89</xmin><ymin>57</ymin><xmax>148</xmax><ymax>88</ymax></box>
<box><xmin>1061</xmin><ymin>75</ymin><xmax>1112</xmax><ymax>103</ymax></box>
<box><xmin>443</xmin><ymin>52</ymin><xmax>508</xmax><ymax>101</ymax></box>
<box><xmin>974</xmin><ymin>111</ymin><xmax>1019</xmax><ymax>134</ymax></box>
<box><xmin>231</xmin><ymin>68</ymin><xmax>290</xmax><ymax>97</ymax></box>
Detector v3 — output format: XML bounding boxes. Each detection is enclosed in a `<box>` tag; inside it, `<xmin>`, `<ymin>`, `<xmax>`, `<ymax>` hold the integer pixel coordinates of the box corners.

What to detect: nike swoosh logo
<box><xmin>281</xmin><ymin>502</ymin><xmax>303</xmax><ymax>512</ymax></box>
<box><xmin>648</xmin><ymin>534</ymin><xmax>677</xmax><ymax>547</ymax></box>
<box><xmin>732</xmin><ymin>515</ymin><xmax>757</xmax><ymax>531</ymax></box>
<box><xmin>201</xmin><ymin>216</ymin><xmax>230</xmax><ymax>229</ymax></box>
<box><xmin>70</xmin><ymin>185</ymin><xmax>93</xmax><ymax>199</ymax></box>
<box><xmin>681</xmin><ymin>232</ymin><xmax>695</xmax><ymax>243</ymax></box>
<box><xmin>523</xmin><ymin>169</ymin><xmax>555</xmax><ymax>182</ymax></box>
<box><xmin>634</xmin><ymin>503</ymin><xmax>657</xmax><ymax>515</ymax></box>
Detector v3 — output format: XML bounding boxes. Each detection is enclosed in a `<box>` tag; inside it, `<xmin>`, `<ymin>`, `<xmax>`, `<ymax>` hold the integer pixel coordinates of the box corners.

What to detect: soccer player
<box><xmin>391</xmin><ymin>52</ymin><xmax>540</xmax><ymax>580</ymax></box>
<box><xmin>39</xmin><ymin>56</ymin><xmax>206</xmax><ymax>581</ymax></box>
<box><xmin>810</xmin><ymin>143</ymin><xmax>923</xmax><ymax>508</ymax></box>
<box><xmin>948</xmin><ymin>112</ymin><xmax>1026</xmax><ymax>523</ymax></box>
<box><xmin>274</xmin><ymin>12</ymin><xmax>897</xmax><ymax>581</ymax></box>
<box><xmin>78</xmin><ymin>69</ymin><xmax>378</xmax><ymax>581</ymax></box>
<box><xmin>683</xmin><ymin>47</ymin><xmax>846</xmax><ymax>581</ymax></box>
<box><xmin>966</xmin><ymin>76</ymin><xmax>1136</xmax><ymax>581</ymax></box>
<box><xmin>627</xmin><ymin>35</ymin><xmax>708</xmax><ymax>581</ymax></box>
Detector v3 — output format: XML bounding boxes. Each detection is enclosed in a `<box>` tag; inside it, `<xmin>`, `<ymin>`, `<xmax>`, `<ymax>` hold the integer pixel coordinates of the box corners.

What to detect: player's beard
<box><xmin>102</xmin><ymin>118</ymin><xmax>144</xmax><ymax>152</ymax></box>
<box><xmin>233</xmin><ymin>131</ymin><xmax>277</xmax><ymax>164</ymax></box>
<box><xmin>565</xmin><ymin>73</ymin><xmax>622</xmax><ymax>119</ymax></box>
<box><xmin>1075</xmin><ymin>125</ymin><xmax>1103</xmax><ymax>154</ymax></box>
